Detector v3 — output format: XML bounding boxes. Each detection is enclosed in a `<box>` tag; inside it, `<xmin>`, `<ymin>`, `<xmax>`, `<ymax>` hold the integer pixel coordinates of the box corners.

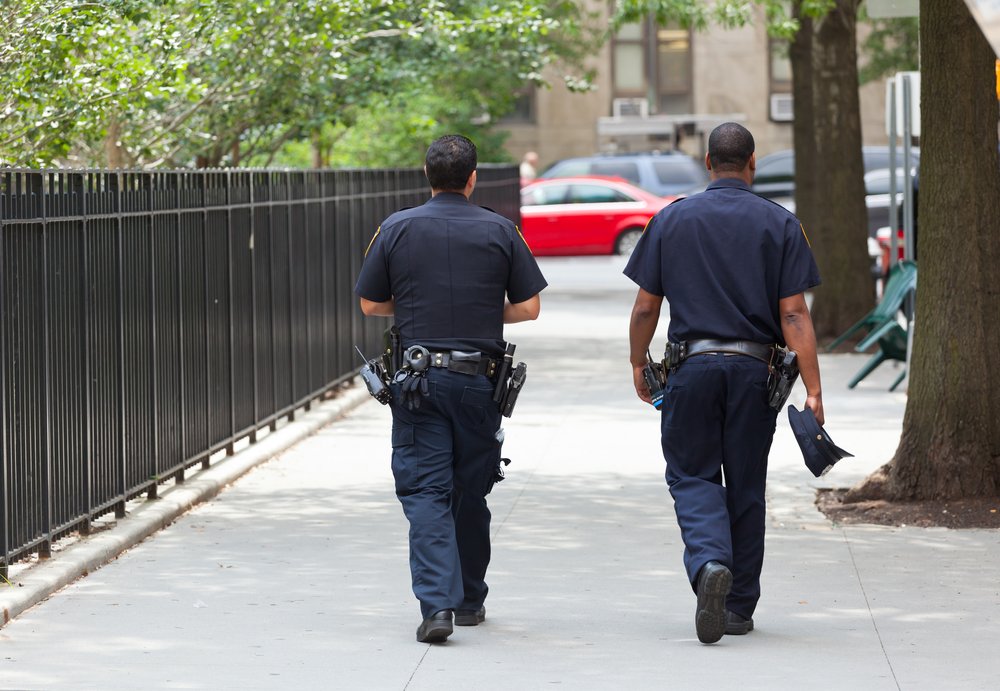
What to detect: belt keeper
<box><xmin>433</xmin><ymin>352</ymin><xmax>445</xmax><ymax>367</ymax></box>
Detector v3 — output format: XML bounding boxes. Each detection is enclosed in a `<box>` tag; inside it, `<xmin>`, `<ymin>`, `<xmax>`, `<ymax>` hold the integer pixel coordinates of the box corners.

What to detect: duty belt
<box><xmin>427</xmin><ymin>350</ymin><xmax>499</xmax><ymax>378</ymax></box>
<box><xmin>667</xmin><ymin>339</ymin><xmax>775</xmax><ymax>368</ymax></box>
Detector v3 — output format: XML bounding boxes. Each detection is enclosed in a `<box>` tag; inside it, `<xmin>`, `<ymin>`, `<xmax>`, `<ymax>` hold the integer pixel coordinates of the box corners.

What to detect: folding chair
<box><xmin>825</xmin><ymin>260</ymin><xmax>917</xmax><ymax>352</ymax></box>
<box><xmin>847</xmin><ymin>318</ymin><xmax>909</xmax><ymax>391</ymax></box>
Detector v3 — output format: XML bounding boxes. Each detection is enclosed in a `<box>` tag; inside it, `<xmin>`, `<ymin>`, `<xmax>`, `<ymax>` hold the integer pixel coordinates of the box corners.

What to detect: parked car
<box><xmin>862</xmin><ymin>167</ymin><xmax>918</xmax><ymax>237</ymax></box>
<box><xmin>538</xmin><ymin>151</ymin><xmax>709</xmax><ymax>197</ymax></box>
<box><xmin>768</xmin><ymin>166</ymin><xmax>918</xmax><ymax>239</ymax></box>
<box><xmin>520</xmin><ymin>176</ymin><xmax>675</xmax><ymax>256</ymax></box>
<box><xmin>752</xmin><ymin>146</ymin><xmax>920</xmax><ymax>203</ymax></box>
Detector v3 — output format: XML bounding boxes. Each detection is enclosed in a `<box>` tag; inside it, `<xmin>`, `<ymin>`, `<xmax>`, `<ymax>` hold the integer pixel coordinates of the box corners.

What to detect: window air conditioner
<box><xmin>770</xmin><ymin>93</ymin><xmax>793</xmax><ymax>122</ymax></box>
<box><xmin>612</xmin><ymin>98</ymin><xmax>649</xmax><ymax>118</ymax></box>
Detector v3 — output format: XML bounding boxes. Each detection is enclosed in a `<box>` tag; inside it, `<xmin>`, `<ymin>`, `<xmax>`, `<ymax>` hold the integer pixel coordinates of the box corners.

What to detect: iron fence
<box><xmin>0</xmin><ymin>164</ymin><xmax>520</xmax><ymax>574</ymax></box>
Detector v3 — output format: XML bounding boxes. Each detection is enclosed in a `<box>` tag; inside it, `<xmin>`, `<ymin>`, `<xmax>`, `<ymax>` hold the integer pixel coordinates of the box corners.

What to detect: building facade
<box><xmin>502</xmin><ymin>4</ymin><xmax>890</xmax><ymax>172</ymax></box>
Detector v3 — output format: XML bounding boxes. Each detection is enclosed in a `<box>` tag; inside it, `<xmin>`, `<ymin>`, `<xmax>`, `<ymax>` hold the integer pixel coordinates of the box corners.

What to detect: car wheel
<box><xmin>615</xmin><ymin>228</ymin><xmax>643</xmax><ymax>256</ymax></box>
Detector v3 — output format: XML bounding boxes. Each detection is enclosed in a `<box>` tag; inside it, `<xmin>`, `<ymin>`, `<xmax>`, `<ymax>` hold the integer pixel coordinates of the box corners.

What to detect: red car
<box><xmin>520</xmin><ymin>176</ymin><xmax>676</xmax><ymax>256</ymax></box>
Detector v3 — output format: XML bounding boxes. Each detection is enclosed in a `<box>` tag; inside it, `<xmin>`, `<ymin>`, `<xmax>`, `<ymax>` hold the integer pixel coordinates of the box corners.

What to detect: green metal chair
<box><xmin>847</xmin><ymin>318</ymin><xmax>909</xmax><ymax>391</ymax></box>
<box><xmin>826</xmin><ymin>260</ymin><xmax>917</xmax><ymax>352</ymax></box>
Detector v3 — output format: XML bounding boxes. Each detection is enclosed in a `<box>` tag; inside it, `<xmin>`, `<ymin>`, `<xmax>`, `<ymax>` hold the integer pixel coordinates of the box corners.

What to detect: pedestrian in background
<box><xmin>624</xmin><ymin>122</ymin><xmax>824</xmax><ymax>644</ymax></box>
<box><xmin>355</xmin><ymin>135</ymin><xmax>547</xmax><ymax>643</ymax></box>
<box><xmin>519</xmin><ymin>151</ymin><xmax>539</xmax><ymax>185</ymax></box>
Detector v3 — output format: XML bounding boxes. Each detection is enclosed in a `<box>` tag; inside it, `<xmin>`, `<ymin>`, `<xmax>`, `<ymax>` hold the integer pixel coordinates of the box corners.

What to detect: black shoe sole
<box><xmin>695</xmin><ymin>564</ymin><xmax>733</xmax><ymax>644</ymax></box>
<box><xmin>725</xmin><ymin>618</ymin><xmax>754</xmax><ymax>635</ymax></box>
<box><xmin>454</xmin><ymin>609</ymin><xmax>485</xmax><ymax>626</ymax></box>
<box><xmin>416</xmin><ymin>620</ymin><xmax>453</xmax><ymax>643</ymax></box>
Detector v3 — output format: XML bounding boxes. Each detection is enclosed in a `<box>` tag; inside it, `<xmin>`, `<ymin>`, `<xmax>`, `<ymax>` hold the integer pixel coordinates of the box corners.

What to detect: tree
<box><xmin>614</xmin><ymin>0</ymin><xmax>873</xmax><ymax>340</ymax></box>
<box><xmin>0</xmin><ymin>1</ymin><xmax>595</xmax><ymax>168</ymax></box>
<box><xmin>793</xmin><ymin>0</ymin><xmax>873</xmax><ymax>341</ymax></box>
<box><xmin>848</xmin><ymin>0</ymin><xmax>1000</xmax><ymax>501</ymax></box>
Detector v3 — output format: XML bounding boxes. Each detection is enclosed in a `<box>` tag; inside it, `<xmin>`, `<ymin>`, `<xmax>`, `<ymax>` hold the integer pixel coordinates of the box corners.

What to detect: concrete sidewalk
<box><xmin>0</xmin><ymin>257</ymin><xmax>997</xmax><ymax>690</ymax></box>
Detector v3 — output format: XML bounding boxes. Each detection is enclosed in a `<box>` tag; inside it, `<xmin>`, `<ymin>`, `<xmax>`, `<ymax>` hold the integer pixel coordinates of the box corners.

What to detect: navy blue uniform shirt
<box><xmin>624</xmin><ymin>177</ymin><xmax>820</xmax><ymax>346</ymax></box>
<box><xmin>355</xmin><ymin>192</ymin><xmax>547</xmax><ymax>355</ymax></box>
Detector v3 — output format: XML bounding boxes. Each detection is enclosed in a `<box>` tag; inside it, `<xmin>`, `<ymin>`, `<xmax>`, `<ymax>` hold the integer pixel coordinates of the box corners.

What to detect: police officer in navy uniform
<box><xmin>624</xmin><ymin>122</ymin><xmax>824</xmax><ymax>644</ymax></box>
<box><xmin>355</xmin><ymin>135</ymin><xmax>547</xmax><ymax>643</ymax></box>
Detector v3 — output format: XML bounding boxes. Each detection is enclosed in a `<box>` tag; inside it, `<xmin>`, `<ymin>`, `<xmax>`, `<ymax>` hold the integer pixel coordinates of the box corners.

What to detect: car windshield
<box><xmin>864</xmin><ymin>168</ymin><xmax>916</xmax><ymax>195</ymax></box>
<box><xmin>567</xmin><ymin>184</ymin><xmax>634</xmax><ymax>203</ymax></box>
<box><xmin>521</xmin><ymin>183</ymin><xmax>570</xmax><ymax>206</ymax></box>
<box><xmin>754</xmin><ymin>153</ymin><xmax>794</xmax><ymax>183</ymax></box>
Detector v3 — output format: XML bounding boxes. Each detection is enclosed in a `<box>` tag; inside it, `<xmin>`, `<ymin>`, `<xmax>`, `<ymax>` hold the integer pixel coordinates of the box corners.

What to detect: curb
<box><xmin>0</xmin><ymin>384</ymin><xmax>373</xmax><ymax>628</ymax></box>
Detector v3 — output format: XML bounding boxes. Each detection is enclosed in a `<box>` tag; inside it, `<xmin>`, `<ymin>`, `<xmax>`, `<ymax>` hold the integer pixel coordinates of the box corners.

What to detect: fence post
<box><xmin>226</xmin><ymin>171</ymin><xmax>236</xmax><ymax>455</ymax></box>
<box><xmin>147</xmin><ymin>173</ymin><xmax>159</xmax><ymax>500</ymax></box>
<box><xmin>113</xmin><ymin>171</ymin><xmax>127</xmax><ymax>519</ymax></box>
<box><xmin>1</xmin><ymin>177</ymin><xmax>8</xmax><ymax>576</ymax></box>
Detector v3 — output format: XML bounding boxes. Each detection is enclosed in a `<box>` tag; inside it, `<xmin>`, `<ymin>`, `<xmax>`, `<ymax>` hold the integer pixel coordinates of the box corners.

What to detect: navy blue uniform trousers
<box><xmin>660</xmin><ymin>353</ymin><xmax>778</xmax><ymax>619</ymax></box>
<box><xmin>389</xmin><ymin>368</ymin><xmax>502</xmax><ymax>619</ymax></box>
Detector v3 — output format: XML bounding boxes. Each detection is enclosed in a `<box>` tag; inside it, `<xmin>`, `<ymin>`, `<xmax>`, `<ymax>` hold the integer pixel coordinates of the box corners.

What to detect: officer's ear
<box><xmin>748</xmin><ymin>152</ymin><xmax>756</xmax><ymax>174</ymax></box>
<box><xmin>704</xmin><ymin>152</ymin><xmax>712</xmax><ymax>172</ymax></box>
<box><xmin>464</xmin><ymin>169</ymin><xmax>477</xmax><ymax>198</ymax></box>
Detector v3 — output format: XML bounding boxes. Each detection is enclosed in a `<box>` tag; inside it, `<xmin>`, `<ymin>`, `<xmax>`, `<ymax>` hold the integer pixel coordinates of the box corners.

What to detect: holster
<box><xmin>767</xmin><ymin>348</ymin><xmax>799</xmax><ymax>411</ymax></box>
<box><xmin>492</xmin><ymin>342</ymin><xmax>526</xmax><ymax>418</ymax></box>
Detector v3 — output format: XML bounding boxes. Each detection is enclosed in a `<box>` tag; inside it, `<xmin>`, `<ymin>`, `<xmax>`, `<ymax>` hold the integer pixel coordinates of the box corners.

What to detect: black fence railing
<box><xmin>0</xmin><ymin>164</ymin><xmax>520</xmax><ymax>574</ymax></box>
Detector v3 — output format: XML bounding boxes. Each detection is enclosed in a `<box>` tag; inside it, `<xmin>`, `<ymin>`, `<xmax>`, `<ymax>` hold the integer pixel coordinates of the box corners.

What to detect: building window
<box><xmin>612</xmin><ymin>19</ymin><xmax>692</xmax><ymax>114</ymax></box>
<box><xmin>769</xmin><ymin>39</ymin><xmax>793</xmax><ymax>122</ymax></box>
<box><xmin>499</xmin><ymin>89</ymin><xmax>536</xmax><ymax>124</ymax></box>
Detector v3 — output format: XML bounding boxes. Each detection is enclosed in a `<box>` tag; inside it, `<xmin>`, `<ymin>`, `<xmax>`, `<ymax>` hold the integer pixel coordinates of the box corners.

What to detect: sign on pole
<box><xmin>885</xmin><ymin>72</ymin><xmax>921</xmax><ymax>138</ymax></box>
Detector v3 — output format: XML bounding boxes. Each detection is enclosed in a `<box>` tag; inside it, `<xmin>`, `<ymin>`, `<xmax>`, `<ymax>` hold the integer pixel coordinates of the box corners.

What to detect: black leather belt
<box><xmin>428</xmin><ymin>351</ymin><xmax>499</xmax><ymax>378</ymax></box>
<box><xmin>679</xmin><ymin>339</ymin><xmax>775</xmax><ymax>365</ymax></box>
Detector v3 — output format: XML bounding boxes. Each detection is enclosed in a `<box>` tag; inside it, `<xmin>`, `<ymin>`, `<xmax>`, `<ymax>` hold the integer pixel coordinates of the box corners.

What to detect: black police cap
<box><xmin>787</xmin><ymin>405</ymin><xmax>854</xmax><ymax>478</ymax></box>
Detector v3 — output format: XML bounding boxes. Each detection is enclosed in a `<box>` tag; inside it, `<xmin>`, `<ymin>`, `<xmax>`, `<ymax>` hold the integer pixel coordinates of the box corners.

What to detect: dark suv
<box><xmin>539</xmin><ymin>152</ymin><xmax>709</xmax><ymax>197</ymax></box>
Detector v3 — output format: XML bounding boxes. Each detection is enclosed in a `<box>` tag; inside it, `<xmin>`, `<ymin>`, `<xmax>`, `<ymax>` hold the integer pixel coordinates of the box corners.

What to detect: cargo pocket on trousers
<box><xmin>390</xmin><ymin>423</ymin><xmax>416</xmax><ymax>495</ymax></box>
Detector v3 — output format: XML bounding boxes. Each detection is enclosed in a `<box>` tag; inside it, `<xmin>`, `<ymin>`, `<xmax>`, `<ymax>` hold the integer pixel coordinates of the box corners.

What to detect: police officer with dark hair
<box><xmin>624</xmin><ymin>122</ymin><xmax>824</xmax><ymax>644</ymax></box>
<box><xmin>355</xmin><ymin>134</ymin><xmax>547</xmax><ymax>643</ymax></box>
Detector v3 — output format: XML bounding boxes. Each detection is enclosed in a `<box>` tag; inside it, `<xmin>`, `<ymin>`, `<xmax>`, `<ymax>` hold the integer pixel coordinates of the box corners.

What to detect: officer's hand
<box><xmin>805</xmin><ymin>393</ymin><xmax>824</xmax><ymax>426</ymax></box>
<box><xmin>633</xmin><ymin>365</ymin><xmax>652</xmax><ymax>405</ymax></box>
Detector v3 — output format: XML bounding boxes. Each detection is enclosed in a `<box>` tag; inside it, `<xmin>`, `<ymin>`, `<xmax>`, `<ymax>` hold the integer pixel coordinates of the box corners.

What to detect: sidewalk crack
<box><xmin>842</xmin><ymin>528</ymin><xmax>901</xmax><ymax>691</ymax></box>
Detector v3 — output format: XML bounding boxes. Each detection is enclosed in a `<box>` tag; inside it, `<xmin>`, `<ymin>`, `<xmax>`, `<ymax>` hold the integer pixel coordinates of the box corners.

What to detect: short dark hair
<box><xmin>425</xmin><ymin>135</ymin><xmax>477</xmax><ymax>191</ymax></box>
<box><xmin>708</xmin><ymin>122</ymin><xmax>755</xmax><ymax>173</ymax></box>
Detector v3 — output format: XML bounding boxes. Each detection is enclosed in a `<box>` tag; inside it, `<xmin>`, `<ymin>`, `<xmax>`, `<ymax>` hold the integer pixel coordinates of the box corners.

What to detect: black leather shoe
<box><xmin>725</xmin><ymin>610</ymin><xmax>754</xmax><ymax>635</ymax></box>
<box><xmin>454</xmin><ymin>606</ymin><xmax>486</xmax><ymax>626</ymax></box>
<box><xmin>695</xmin><ymin>561</ymin><xmax>732</xmax><ymax>644</ymax></box>
<box><xmin>416</xmin><ymin>610</ymin><xmax>453</xmax><ymax>643</ymax></box>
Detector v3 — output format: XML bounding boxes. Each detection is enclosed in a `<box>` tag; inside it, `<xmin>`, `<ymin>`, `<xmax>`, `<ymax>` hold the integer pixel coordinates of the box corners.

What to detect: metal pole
<box><xmin>888</xmin><ymin>77</ymin><xmax>899</xmax><ymax>269</ymax></box>
<box><xmin>901</xmin><ymin>74</ymin><xmax>915</xmax><ymax>264</ymax></box>
<box><xmin>900</xmin><ymin>73</ymin><xmax>916</xmax><ymax>388</ymax></box>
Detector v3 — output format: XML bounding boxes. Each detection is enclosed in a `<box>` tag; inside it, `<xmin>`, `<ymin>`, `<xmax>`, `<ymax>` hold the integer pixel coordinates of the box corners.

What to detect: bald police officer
<box><xmin>355</xmin><ymin>135</ymin><xmax>547</xmax><ymax>643</ymax></box>
<box><xmin>624</xmin><ymin>123</ymin><xmax>824</xmax><ymax>644</ymax></box>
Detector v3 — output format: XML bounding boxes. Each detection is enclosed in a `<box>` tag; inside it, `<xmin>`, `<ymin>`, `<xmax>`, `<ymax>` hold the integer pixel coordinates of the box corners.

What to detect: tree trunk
<box><xmin>802</xmin><ymin>0</ymin><xmax>873</xmax><ymax>341</ymax></box>
<box><xmin>877</xmin><ymin>0</ymin><xmax>1000</xmax><ymax>500</ymax></box>
<box><xmin>105</xmin><ymin>115</ymin><xmax>124</xmax><ymax>169</ymax></box>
